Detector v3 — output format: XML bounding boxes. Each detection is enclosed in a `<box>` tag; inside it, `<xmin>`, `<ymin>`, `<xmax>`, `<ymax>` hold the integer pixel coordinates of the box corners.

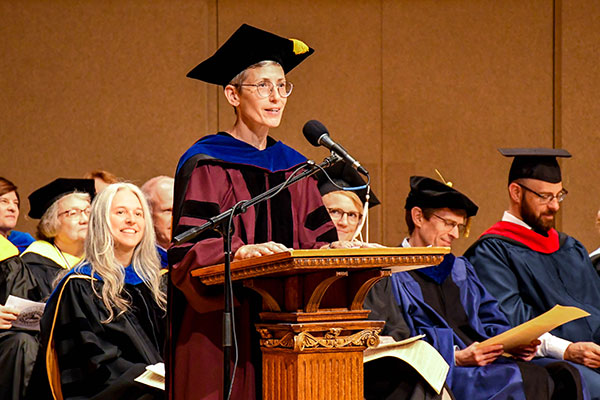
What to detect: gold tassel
<box><xmin>434</xmin><ymin>169</ymin><xmax>453</xmax><ymax>187</ymax></box>
<box><xmin>290</xmin><ymin>38</ymin><xmax>309</xmax><ymax>55</ymax></box>
<box><xmin>464</xmin><ymin>217</ymin><xmax>472</xmax><ymax>238</ymax></box>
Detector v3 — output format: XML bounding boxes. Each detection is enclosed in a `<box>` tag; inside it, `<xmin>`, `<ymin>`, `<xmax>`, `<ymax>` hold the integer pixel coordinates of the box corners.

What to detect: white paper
<box><xmin>5</xmin><ymin>295</ymin><xmax>45</xmax><ymax>331</ymax></box>
<box><xmin>135</xmin><ymin>363</ymin><xmax>165</xmax><ymax>390</ymax></box>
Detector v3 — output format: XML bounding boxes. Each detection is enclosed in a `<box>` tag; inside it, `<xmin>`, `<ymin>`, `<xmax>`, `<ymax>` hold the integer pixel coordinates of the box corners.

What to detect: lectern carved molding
<box><xmin>257</xmin><ymin>325</ymin><xmax>382</xmax><ymax>351</ymax></box>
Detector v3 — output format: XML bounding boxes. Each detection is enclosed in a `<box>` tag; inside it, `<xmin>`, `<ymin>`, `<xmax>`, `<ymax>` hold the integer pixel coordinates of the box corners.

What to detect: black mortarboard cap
<box><xmin>316</xmin><ymin>162</ymin><xmax>380</xmax><ymax>208</ymax></box>
<box><xmin>28</xmin><ymin>178</ymin><xmax>96</xmax><ymax>219</ymax></box>
<box><xmin>404</xmin><ymin>176</ymin><xmax>478</xmax><ymax>217</ymax></box>
<box><xmin>499</xmin><ymin>148</ymin><xmax>571</xmax><ymax>184</ymax></box>
<box><xmin>187</xmin><ymin>24</ymin><xmax>314</xmax><ymax>86</ymax></box>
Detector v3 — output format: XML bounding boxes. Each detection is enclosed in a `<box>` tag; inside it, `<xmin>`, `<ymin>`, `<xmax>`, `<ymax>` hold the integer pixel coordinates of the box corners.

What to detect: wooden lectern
<box><xmin>191</xmin><ymin>247</ymin><xmax>448</xmax><ymax>399</ymax></box>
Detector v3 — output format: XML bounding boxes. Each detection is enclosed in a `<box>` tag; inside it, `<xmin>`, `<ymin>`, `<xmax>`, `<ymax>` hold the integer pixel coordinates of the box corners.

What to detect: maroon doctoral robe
<box><xmin>168</xmin><ymin>133</ymin><xmax>337</xmax><ymax>400</ymax></box>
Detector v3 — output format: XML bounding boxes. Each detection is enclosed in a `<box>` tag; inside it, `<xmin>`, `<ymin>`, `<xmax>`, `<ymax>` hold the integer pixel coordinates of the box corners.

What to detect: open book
<box><xmin>364</xmin><ymin>335</ymin><xmax>449</xmax><ymax>395</ymax></box>
<box><xmin>477</xmin><ymin>305</ymin><xmax>590</xmax><ymax>351</ymax></box>
<box><xmin>135</xmin><ymin>363</ymin><xmax>165</xmax><ymax>390</ymax></box>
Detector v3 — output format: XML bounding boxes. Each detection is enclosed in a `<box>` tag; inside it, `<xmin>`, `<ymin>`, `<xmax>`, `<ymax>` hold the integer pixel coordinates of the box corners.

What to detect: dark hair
<box><xmin>0</xmin><ymin>177</ymin><xmax>20</xmax><ymax>207</ymax></box>
<box><xmin>405</xmin><ymin>207</ymin><xmax>436</xmax><ymax>235</ymax></box>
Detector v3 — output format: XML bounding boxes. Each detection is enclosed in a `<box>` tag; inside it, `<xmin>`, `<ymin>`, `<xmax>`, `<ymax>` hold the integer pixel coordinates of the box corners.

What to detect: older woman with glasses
<box><xmin>169</xmin><ymin>24</ymin><xmax>339</xmax><ymax>399</ymax></box>
<box><xmin>21</xmin><ymin>178</ymin><xmax>95</xmax><ymax>299</ymax></box>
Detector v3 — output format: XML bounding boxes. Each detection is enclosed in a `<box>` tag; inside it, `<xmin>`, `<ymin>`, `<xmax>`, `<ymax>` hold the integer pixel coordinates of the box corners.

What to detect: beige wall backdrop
<box><xmin>1</xmin><ymin>0</ymin><xmax>599</xmax><ymax>254</ymax></box>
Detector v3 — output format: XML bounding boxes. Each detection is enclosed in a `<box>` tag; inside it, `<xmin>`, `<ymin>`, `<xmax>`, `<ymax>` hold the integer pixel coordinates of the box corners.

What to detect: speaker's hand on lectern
<box><xmin>234</xmin><ymin>241</ymin><xmax>290</xmax><ymax>260</ymax></box>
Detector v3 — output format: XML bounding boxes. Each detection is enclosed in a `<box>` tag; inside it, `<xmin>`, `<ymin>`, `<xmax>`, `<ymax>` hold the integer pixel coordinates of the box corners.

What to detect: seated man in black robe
<box><xmin>465</xmin><ymin>148</ymin><xmax>600</xmax><ymax>398</ymax></box>
<box><xmin>366</xmin><ymin>176</ymin><xmax>585</xmax><ymax>400</ymax></box>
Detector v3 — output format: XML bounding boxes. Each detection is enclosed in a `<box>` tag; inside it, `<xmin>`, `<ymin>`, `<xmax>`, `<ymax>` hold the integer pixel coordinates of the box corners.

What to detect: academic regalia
<box><xmin>0</xmin><ymin>236</ymin><xmax>41</xmax><ymax>400</ymax></box>
<box><xmin>171</xmin><ymin>23</ymin><xmax>328</xmax><ymax>400</ymax></box>
<box><xmin>27</xmin><ymin>178</ymin><xmax>95</xmax><ymax>220</ymax></box>
<box><xmin>168</xmin><ymin>133</ymin><xmax>337</xmax><ymax>400</ymax></box>
<box><xmin>21</xmin><ymin>177</ymin><xmax>94</xmax><ymax>301</ymax></box>
<box><xmin>465</xmin><ymin>222</ymin><xmax>600</xmax><ymax>344</ymax></box>
<box><xmin>366</xmin><ymin>252</ymin><xmax>586</xmax><ymax>400</ymax></box>
<box><xmin>7</xmin><ymin>230</ymin><xmax>35</xmax><ymax>254</ymax></box>
<box><xmin>28</xmin><ymin>262</ymin><xmax>165</xmax><ymax>400</ymax></box>
<box><xmin>21</xmin><ymin>240</ymin><xmax>81</xmax><ymax>300</ymax></box>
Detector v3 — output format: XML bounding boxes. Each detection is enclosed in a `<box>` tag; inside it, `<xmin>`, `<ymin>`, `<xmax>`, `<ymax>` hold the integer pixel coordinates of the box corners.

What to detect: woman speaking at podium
<box><xmin>168</xmin><ymin>24</ymin><xmax>340</xmax><ymax>399</ymax></box>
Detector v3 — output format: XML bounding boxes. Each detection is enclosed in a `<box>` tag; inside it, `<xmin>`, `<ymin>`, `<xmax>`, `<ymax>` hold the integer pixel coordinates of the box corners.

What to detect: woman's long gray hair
<box><xmin>84</xmin><ymin>182</ymin><xmax>166</xmax><ymax>323</ymax></box>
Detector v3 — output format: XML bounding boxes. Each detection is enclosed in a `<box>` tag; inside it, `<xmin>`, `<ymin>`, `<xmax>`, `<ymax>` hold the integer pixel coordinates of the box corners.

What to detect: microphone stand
<box><xmin>172</xmin><ymin>154</ymin><xmax>342</xmax><ymax>400</ymax></box>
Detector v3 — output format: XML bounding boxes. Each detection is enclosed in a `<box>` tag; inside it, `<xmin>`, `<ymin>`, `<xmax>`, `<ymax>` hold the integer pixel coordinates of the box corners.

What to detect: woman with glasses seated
<box><xmin>316</xmin><ymin>162</ymin><xmax>381</xmax><ymax>245</ymax></box>
<box><xmin>169</xmin><ymin>24</ymin><xmax>339</xmax><ymax>399</ymax></box>
<box><xmin>21</xmin><ymin>178</ymin><xmax>95</xmax><ymax>299</ymax></box>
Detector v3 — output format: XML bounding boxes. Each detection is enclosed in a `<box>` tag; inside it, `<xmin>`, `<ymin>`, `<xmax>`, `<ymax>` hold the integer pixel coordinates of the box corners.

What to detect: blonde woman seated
<box><xmin>21</xmin><ymin>178</ymin><xmax>95</xmax><ymax>298</ymax></box>
<box><xmin>317</xmin><ymin>163</ymin><xmax>382</xmax><ymax>247</ymax></box>
<box><xmin>29</xmin><ymin>183</ymin><xmax>166</xmax><ymax>400</ymax></box>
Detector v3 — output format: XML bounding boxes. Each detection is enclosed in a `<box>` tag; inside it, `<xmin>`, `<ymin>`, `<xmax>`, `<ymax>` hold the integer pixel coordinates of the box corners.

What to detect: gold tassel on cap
<box><xmin>290</xmin><ymin>38</ymin><xmax>309</xmax><ymax>55</ymax></box>
<box><xmin>434</xmin><ymin>169</ymin><xmax>474</xmax><ymax>237</ymax></box>
<box><xmin>464</xmin><ymin>217</ymin><xmax>472</xmax><ymax>238</ymax></box>
<box><xmin>434</xmin><ymin>169</ymin><xmax>453</xmax><ymax>187</ymax></box>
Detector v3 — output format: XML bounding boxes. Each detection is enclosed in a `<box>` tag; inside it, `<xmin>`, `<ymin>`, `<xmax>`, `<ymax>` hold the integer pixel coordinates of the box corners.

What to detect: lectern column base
<box><xmin>263</xmin><ymin>348</ymin><xmax>364</xmax><ymax>400</ymax></box>
<box><xmin>257</xmin><ymin>320</ymin><xmax>384</xmax><ymax>400</ymax></box>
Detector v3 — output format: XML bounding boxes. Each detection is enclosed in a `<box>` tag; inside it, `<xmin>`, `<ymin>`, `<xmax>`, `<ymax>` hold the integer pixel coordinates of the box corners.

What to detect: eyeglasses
<box><xmin>517</xmin><ymin>183</ymin><xmax>568</xmax><ymax>204</ymax></box>
<box><xmin>58</xmin><ymin>207</ymin><xmax>91</xmax><ymax>219</ymax></box>
<box><xmin>327</xmin><ymin>208</ymin><xmax>362</xmax><ymax>224</ymax></box>
<box><xmin>239</xmin><ymin>80</ymin><xmax>294</xmax><ymax>98</ymax></box>
<box><xmin>431</xmin><ymin>213</ymin><xmax>467</xmax><ymax>236</ymax></box>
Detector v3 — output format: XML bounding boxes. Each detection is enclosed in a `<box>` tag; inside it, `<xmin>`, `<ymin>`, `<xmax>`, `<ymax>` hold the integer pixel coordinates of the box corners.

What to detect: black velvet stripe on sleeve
<box><xmin>180</xmin><ymin>200</ymin><xmax>221</xmax><ymax>220</ymax></box>
<box><xmin>240</xmin><ymin>168</ymin><xmax>268</xmax><ymax>244</ymax></box>
<box><xmin>306</xmin><ymin>205</ymin><xmax>333</xmax><ymax>231</ymax></box>
<box><xmin>268</xmin><ymin>172</ymin><xmax>293</xmax><ymax>247</ymax></box>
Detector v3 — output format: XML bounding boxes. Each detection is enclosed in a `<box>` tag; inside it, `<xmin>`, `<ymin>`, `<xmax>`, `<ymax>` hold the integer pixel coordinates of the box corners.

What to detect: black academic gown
<box><xmin>28</xmin><ymin>263</ymin><xmax>165</xmax><ymax>400</ymax></box>
<box><xmin>0</xmin><ymin>236</ymin><xmax>41</xmax><ymax>400</ymax></box>
<box><xmin>21</xmin><ymin>240</ymin><xmax>80</xmax><ymax>300</ymax></box>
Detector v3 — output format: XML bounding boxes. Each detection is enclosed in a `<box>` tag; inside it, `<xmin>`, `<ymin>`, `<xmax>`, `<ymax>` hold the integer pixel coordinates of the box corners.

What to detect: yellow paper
<box><xmin>478</xmin><ymin>305</ymin><xmax>590</xmax><ymax>351</ymax></box>
<box><xmin>364</xmin><ymin>335</ymin><xmax>449</xmax><ymax>395</ymax></box>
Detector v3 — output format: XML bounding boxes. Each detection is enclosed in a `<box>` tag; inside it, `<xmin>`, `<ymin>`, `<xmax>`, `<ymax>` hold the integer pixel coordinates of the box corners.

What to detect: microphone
<box><xmin>302</xmin><ymin>120</ymin><xmax>369</xmax><ymax>175</ymax></box>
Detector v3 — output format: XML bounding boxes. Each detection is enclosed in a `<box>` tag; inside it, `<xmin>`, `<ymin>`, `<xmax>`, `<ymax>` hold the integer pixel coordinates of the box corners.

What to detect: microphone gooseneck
<box><xmin>302</xmin><ymin>120</ymin><xmax>369</xmax><ymax>175</ymax></box>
